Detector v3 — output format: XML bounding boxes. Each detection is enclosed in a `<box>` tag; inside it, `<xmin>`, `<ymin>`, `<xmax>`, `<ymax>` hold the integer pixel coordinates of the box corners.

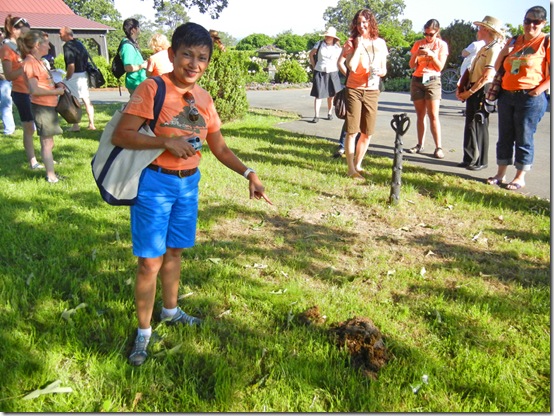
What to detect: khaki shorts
<box><xmin>345</xmin><ymin>88</ymin><xmax>380</xmax><ymax>136</ymax></box>
<box><xmin>31</xmin><ymin>103</ymin><xmax>63</xmax><ymax>137</ymax></box>
<box><xmin>410</xmin><ymin>77</ymin><xmax>442</xmax><ymax>101</ymax></box>
<box><xmin>64</xmin><ymin>72</ymin><xmax>89</xmax><ymax>100</ymax></box>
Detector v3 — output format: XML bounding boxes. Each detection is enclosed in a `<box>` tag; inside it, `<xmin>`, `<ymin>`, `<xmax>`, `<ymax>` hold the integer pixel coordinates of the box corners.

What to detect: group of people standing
<box><xmin>308</xmin><ymin>6</ymin><xmax>549</xmax><ymax>192</ymax></box>
<box><xmin>456</xmin><ymin>5</ymin><xmax>549</xmax><ymax>191</ymax></box>
<box><xmin>0</xmin><ymin>15</ymin><xmax>99</xmax><ymax>182</ymax></box>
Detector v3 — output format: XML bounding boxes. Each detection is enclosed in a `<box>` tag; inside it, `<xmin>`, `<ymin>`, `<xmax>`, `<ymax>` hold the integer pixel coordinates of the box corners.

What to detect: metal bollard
<box><xmin>389</xmin><ymin>113</ymin><xmax>411</xmax><ymax>205</ymax></box>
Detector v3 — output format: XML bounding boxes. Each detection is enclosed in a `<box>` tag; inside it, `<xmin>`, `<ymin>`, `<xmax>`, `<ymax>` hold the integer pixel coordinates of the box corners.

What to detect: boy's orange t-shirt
<box><xmin>23</xmin><ymin>55</ymin><xmax>58</xmax><ymax>107</ymax></box>
<box><xmin>0</xmin><ymin>43</ymin><xmax>30</xmax><ymax>94</ymax></box>
<box><xmin>502</xmin><ymin>34</ymin><xmax>550</xmax><ymax>91</ymax></box>
<box><xmin>123</xmin><ymin>74</ymin><xmax>221</xmax><ymax>170</ymax></box>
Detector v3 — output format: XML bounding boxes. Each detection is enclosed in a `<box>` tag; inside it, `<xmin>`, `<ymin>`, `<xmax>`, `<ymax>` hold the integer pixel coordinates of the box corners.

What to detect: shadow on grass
<box><xmin>0</xmin><ymin>106</ymin><xmax>549</xmax><ymax>411</ymax></box>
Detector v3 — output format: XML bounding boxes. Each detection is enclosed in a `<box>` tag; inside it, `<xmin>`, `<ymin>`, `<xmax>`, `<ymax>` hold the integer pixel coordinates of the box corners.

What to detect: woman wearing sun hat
<box><xmin>456</xmin><ymin>15</ymin><xmax>505</xmax><ymax>171</ymax></box>
<box><xmin>486</xmin><ymin>5</ymin><xmax>549</xmax><ymax>191</ymax></box>
<box><xmin>309</xmin><ymin>26</ymin><xmax>342</xmax><ymax>123</ymax></box>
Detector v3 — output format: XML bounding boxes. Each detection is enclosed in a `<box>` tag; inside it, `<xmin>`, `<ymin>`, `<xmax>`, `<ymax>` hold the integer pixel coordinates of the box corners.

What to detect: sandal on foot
<box><xmin>505</xmin><ymin>181</ymin><xmax>525</xmax><ymax>191</ymax></box>
<box><xmin>486</xmin><ymin>177</ymin><xmax>505</xmax><ymax>186</ymax></box>
<box><xmin>433</xmin><ymin>147</ymin><xmax>445</xmax><ymax>159</ymax></box>
<box><xmin>348</xmin><ymin>172</ymin><xmax>364</xmax><ymax>180</ymax></box>
<box><xmin>30</xmin><ymin>162</ymin><xmax>44</xmax><ymax>170</ymax></box>
<box><xmin>406</xmin><ymin>144</ymin><xmax>424</xmax><ymax>154</ymax></box>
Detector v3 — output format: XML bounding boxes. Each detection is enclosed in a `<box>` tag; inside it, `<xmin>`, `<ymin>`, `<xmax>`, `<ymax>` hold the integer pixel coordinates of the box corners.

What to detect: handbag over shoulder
<box><xmin>91</xmin><ymin>76</ymin><xmax>166</xmax><ymax>206</ymax></box>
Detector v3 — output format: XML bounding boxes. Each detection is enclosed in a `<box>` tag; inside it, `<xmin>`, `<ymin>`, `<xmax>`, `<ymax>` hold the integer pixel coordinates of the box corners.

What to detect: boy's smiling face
<box><xmin>169</xmin><ymin>44</ymin><xmax>211</xmax><ymax>88</ymax></box>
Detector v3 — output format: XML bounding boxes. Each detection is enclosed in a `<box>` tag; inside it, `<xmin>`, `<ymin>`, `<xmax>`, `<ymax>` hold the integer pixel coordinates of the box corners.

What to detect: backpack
<box><xmin>111</xmin><ymin>40</ymin><xmax>126</xmax><ymax>79</ymax></box>
<box><xmin>91</xmin><ymin>76</ymin><xmax>166</xmax><ymax>205</ymax></box>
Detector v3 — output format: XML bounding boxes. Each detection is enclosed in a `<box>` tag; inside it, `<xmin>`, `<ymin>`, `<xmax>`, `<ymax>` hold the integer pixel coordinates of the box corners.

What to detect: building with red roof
<box><xmin>0</xmin><ymin>0</ymin><xmax>114</xmax><ymax>60</ymax></box>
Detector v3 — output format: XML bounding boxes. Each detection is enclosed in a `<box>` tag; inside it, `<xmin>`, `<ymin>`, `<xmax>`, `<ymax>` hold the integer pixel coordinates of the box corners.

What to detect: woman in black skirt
<box><xmin>309</xmin><ymin>27</ymin><xmax>342</xmax><ymax>123</ymax></box>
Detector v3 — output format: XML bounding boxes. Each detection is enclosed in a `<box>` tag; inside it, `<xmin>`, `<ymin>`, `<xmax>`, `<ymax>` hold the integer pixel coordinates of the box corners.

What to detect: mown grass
<box><xmin>0</xmin><ymin>105</ymin><xmax>549</xmax><ymax>412</ymax></box>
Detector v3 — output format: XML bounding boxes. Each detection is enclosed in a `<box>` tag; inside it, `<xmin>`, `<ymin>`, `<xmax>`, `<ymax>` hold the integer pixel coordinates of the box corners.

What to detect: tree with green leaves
<box><xmin>440</xmin><ymin>20</ymin><xmax>476</xmax><ymax>69</ymax></box>
<box><xmin>274</xmin><ymin>31</ymin><xmax>309</xmax><ymax>53</ymax></box>
<box><xmin>64</xmin><ymin>0</ymin><xmax>121</xmax><ymax>24</ymax></box>
<box><xmin>323</xmin><ymin>0</ymin><xmax>414</xmax><ymax>49</ymax></box>
<box><xmin>154</xmin><ymin>2</ymin><xmax>190</xmax><ymax>32</ymax></box>
<box><xmin>235</xmin><ymin>34</ymin><xmax>275</xmax><ymax>51</ymax></box>
<box><xmin>152</xmin><ymin>0</ymin><xmax>228</xmax><ymax>19</ymax></box>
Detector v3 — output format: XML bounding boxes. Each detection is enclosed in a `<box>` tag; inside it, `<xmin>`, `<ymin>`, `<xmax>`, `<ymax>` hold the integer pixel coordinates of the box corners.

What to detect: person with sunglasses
<box><xmin>111</xmin><ymin>22</ymin><xmax>272</xmax><ymax>366</ymax></box>
<box><xmin>486</xmin><ymin>5</ymin><xmax>550</xmax><ymax>191</ymax></box>
<box><xmin>0</xmin><ymin>15</ymin><xmax>43</xmax><ymax>169</ymax></box>
<box><xmin>406</xmin><ymin>19</ymin><xmax>449</xmax><ymax>159</ymax></box>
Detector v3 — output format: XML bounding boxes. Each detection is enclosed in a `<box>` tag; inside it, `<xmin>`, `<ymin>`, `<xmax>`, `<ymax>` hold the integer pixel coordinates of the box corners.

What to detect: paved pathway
<box><xmin>89</xmin><ymin>88</ymin><xmax>550</xmax><ymax>200</ymax></box>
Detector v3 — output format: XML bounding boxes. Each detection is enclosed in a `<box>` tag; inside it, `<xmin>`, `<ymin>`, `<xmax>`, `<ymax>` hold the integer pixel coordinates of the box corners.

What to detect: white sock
<box><xmin>137</xmin><ymin>326</ymin><xmax>152</xmax><ymax>338</ymax></box>
<box><xmin>162</xmin><ymin>307</ymin><xmax>178</xmax><ymax>318</ymax></box>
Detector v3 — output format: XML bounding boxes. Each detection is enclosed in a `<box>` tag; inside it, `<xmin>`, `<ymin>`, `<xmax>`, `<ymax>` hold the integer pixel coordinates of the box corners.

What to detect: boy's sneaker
<box><xmin>161</xmin><ymin>307</ymin><xmax>202</xmax><ymax>326</ymax></box>
<box><xmin>128</xmin><ymin>334</ymin><xmax>150</xmax><ymax>366</ymax></box>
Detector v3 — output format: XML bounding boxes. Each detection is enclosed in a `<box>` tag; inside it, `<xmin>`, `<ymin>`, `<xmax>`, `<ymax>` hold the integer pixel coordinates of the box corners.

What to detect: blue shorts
<box><xmin>131</xmin><ymin>167</ymin><xmax>201</xmax><ymax>258</ymax></box>
<box><xmin>11</xmin><ymin>91</ymin><xmax>34</xmax><ymax>122</ymax></box>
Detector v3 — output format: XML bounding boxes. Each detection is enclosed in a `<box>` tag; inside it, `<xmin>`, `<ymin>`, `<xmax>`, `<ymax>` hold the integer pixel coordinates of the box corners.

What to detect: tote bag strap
<box><xmin>148</xmin><ymin>76</ymin><xmax>165</xmax><ymax>130</ymax></box>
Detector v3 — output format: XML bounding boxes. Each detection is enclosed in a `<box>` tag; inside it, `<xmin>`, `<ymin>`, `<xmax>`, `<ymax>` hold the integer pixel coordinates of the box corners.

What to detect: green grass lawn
<box><xmin>0</xmin><ymin>105</ymin><xmax>549</xmax><ymax>412</ymax></box>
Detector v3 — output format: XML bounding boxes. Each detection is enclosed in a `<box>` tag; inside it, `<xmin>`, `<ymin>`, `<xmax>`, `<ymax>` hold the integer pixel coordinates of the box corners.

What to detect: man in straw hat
<box><xmin>455</xmin><ymin>15</ymin><xmax>504</xmax><ymax>171</ymax></box>
<box><xmin>309</xmin><ymin>26</ymin><xmax>342</xmax><ymax>123</ymax></box>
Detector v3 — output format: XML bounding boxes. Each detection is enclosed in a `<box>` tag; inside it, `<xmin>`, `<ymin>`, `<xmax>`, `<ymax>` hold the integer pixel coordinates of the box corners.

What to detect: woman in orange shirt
<box><xmin>19</xmin><ymin>30</ymin><xmax>64</xmax><ymax>183</ymax></box>
<box><xmin>0</xmin><ymin>15</ymin><xmax>42</xmax><ymax>169</ymax></box>
<box><xmin>146</xmin><ymin>33</ymin><xmax>173</xmax><ymax>77</ymax></box>
<box><xmin>407</xmin><ymin>19</ymin><xmax>449</xmax><ymax>159</ymax></box>
<box><xmin>486</xmin><ymin>6</ymin><xmax>550</xmax><ymax>191</ymax></box>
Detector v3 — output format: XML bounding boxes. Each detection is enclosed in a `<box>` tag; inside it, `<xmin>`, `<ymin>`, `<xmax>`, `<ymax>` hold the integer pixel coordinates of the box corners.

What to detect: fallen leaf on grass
<box><xmin>425</xmin><ymin>250</ymin><xmax>435</xmax><ymax>257</ymax></box>
<box><xmin>251</xmin><ymin>219</ymin><xmax>265</xmax><ymax>230</ymax></box>
<box><xmin>472</xmin><ymin>231</ymin><xmax>483</xmax><ymax>241</ymax></box>
<box><xmin>420</xmin><ymin>267</ymin><xmax>426</xmax><ymax>277</ymax></box>
<box><xmin>178</xmin><ymin>292</ymin><xmax>193</xmax><ymax>300</ymax></box>
<box><xmin>23</xmin><ymin>380</ymin><xmax>73</xmax><ymax>400</ymax></box>
<box><xmin>208</xmin><ymin>258</ymin><xmax>222</xmax><ymax>264</ymax></box>
<box><xmin>270</xmin><ymin>288</ymin><xmax>287</xmax><ymax>294</ymax></box>
<box><xmin>132</xmin><ymin>393</ymin><xmax>143</xmax><ymax>410</ymax></box>
<box><xmin>217</xmin><ymin>309</ymin><xmax>231</xmax><ymax>318</ymax></box>
<box><xmin>154</xmin><ymin>343</ymin><xmax>182</xmax><ymax>357</ymax></box>
<box><xmin>61</xmin><ymin>303</ymin><xmax>87</xmax><ymax>322</ymax></box>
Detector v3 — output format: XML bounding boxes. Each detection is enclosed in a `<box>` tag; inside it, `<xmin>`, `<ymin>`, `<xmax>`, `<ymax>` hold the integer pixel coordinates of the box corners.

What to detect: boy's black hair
<box><xmin>171</xmin><ymin>22</ymin><xmax>213</xmax><ymax>60</ymax></box>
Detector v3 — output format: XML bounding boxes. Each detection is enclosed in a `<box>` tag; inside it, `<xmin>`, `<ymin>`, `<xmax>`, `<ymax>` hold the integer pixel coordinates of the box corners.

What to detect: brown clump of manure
<box><xmin>296</xmin><ymin>305</ymin><xmax>326</xmax><ymax>326</ymax></box>
<box><xmin>329</xmin><ymin>316</ymin><xmax>389</xmax><ymax>379</ymax></box>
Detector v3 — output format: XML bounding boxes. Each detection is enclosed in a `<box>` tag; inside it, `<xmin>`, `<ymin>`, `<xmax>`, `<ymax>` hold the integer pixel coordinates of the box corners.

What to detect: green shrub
<box><xmin>199</xmin><ymin>49</ymin><xmax>249</xmax><ymax>122</ymax></box>
<box><xmin>275</xmin><ymin>59</ymin><xmax>308</xmax><ymax>84</ymax></box>
<box><xmin>384</xmin><ymin>77</ymin><xmax>411</xmax><ymax>92</ymax></box>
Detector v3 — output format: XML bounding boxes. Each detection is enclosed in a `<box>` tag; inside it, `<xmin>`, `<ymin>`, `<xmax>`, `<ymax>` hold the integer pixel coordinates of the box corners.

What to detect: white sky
<box><xmin>113</xmin><ymin>0</ymin><xmax>550</xmax><ymax>39</ymax></box>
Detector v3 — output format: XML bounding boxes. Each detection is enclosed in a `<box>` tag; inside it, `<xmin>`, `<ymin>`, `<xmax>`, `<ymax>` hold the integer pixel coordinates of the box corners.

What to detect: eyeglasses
<box><xmin>423</xmin><ymin>32</ymin><xmax>436</xmax><ymax>37</ymax></box>
<box><xmin>183</xmin><ymin>92</ymin><xmax>199</xmax><ymax>122</ymax></box>
<box><xmin>523</xmin><ymin>18</ymin><xmax>544</xmax><ymax>25</ymax></box>
<box><xmin>13</xmin><ymin>17</ymin><xmax>29</xmax><ymax>28</ymax></box>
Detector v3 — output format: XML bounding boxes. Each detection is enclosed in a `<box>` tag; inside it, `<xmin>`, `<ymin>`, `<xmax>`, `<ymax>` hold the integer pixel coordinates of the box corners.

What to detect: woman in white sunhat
<box><xmin>309</xmin><ymin>26</ymin><xmax>342</xmax><ymax>123</ymax></box>
<box><xmin>456</xmin><ymin>16</ymin><xmax>505</xmax><ymax>171</ymax></box>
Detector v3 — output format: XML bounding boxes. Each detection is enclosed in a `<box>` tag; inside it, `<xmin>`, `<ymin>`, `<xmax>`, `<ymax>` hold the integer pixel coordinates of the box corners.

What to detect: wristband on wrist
<box><xmin>243</xmin><ymin>168</ymin><xmax>255</xmax><ymax>179</ymax></box>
